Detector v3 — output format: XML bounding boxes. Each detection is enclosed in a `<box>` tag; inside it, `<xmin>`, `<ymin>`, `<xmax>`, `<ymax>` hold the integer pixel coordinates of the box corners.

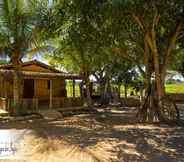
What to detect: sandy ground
<box><xmin>0</xmin><ymin>106</ymin><xmax>184</xmax><ymax>162</ymax></box>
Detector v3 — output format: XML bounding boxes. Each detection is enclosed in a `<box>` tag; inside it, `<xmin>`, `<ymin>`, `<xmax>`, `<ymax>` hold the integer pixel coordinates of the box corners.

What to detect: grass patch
<box><xmin>165</xmin><ymin>84</ymin><xmax>184</xmax><ymax>93</ymax></box>
<box><xmin>66</xmin><ymin>81</ymin><xmax>80</xmax><ymax>97</ymax></box>
<box><xmin>66</xmin><ymin>83</ymin><xmax>184</xmax><ymax>97</ymax></box>
<box><xmin>120</xmin><ymin>85</ymin><xmax>137</xmax><ymax>97</ymax></box>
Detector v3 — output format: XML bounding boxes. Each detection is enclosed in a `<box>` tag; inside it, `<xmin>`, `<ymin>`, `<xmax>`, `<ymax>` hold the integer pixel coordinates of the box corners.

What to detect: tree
<box><xmin>171</xmin><ymin>50</ymin><xmax>184</xmax><ymax>77</ymax></box>
<box><xmin>40</xmin><ymin>0</ymin><xmax>183</xmax><ymax>121</ymax></box>
<box><xmin>46</xmin><ymin>38</ymin><xmax>95</xmax><ymax>107</ymax></box>
<box><xmin>46</xmin><ymin>0</ymin><xmax>112</xmax><ymax>107</ymax></box>
<box><xmin>110</xmin><ymin>0</ymin><xmax>184</xmax><ymax>122</ymax></box>
<box><xmin>113</xmin><ymin>63</ymin><xmax>139</xmax><ymax>98</ymax></box>
<box><xmin>0</xmin><ymin>0</ymin><xmax>50</xmax><ymax>113</ymax></box>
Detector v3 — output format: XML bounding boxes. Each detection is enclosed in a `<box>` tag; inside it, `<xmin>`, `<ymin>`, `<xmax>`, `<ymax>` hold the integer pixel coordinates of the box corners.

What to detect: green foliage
<box><xmin>0</xmin><ymin>59</ymin><xmax>8</xmax><ymax>65</ymax></box>
<box><xmin>119</xmin><ymin>85</ymin><xmax>137</xmax><ymax>97</ymax></box>
<box><xmin>171</xmin><ymin>50</ymin><xmax>184</xmax><ymax>76</ymax></box>
<box><xmin>46</xmin><ymin>0</ymin><xmax>116</xmax><ymax>75</ymax></box>
<box><xmin>0</xmin><ymin>0</ymin><xmax>51</xmax><ymax>63</ymax></box>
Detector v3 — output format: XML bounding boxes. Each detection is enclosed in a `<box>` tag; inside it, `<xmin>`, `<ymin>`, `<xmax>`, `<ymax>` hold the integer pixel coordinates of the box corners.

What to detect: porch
<box><xmin>0</xmin><ymin>97</ymin><xmax>83</xmax><ymax>113</ymax></box>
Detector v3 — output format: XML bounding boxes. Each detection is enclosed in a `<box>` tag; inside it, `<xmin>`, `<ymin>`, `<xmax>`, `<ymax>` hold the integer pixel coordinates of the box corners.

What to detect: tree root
<box><xmin>137</xmin><ymin>94</ymin><xmax>180</xmax><ymax>123</ymax></box>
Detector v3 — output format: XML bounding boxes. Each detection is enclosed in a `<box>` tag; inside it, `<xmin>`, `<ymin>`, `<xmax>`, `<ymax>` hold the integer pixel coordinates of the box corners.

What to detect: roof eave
<box><xmin>0</xmin><ymin>69</ymin><xmax>82</xmax><ymax>80</ymax></box>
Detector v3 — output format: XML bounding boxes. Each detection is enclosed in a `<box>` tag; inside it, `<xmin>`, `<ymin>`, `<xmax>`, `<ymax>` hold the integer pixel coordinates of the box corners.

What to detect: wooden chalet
<box><xmin>0</xmin><ymin>60</ymin><xmax>83</xmax><ymax>112</ymax></box>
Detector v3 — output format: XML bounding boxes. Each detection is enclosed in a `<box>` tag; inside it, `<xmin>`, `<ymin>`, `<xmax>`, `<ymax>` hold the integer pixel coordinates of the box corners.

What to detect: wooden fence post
<box><xmin>73</xmin><ymin>79</ymin><xmax>75</xmax><ymax>98</ymax></box>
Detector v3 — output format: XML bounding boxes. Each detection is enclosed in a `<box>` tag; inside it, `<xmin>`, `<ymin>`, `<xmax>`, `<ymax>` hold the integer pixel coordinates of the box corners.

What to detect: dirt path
<box><xmin>0</xmin><ymin>107</ymin><xmax>184</xmax><ymax>162</ymax></box>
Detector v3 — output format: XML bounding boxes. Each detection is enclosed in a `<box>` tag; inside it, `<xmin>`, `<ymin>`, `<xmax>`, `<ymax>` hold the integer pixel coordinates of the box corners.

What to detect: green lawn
<box><xmin>66</xmin><ymin>81</ymin><xmax>80</xmax><ymax>97</ymax></box>
<box><xmin>120</xmin><ymin>84</ymin><xmax>184</xmax><ymax>96</ymax></box>
<box><xmin>165</xmin><ymin>84</ymin><xmax>184</xmax><ymax>94</ymax></box>
<box><xmin>120</xmin><ymin>85</ymin><xmax>137</xmax><ymax>97</ymax></box>
<box><xmin>120</xmin><ymin>84</ymin><xmax>184</xmax><ymax>95</ymax></box>
<box><xmin>66</xmin><ymin>83</ymin><xmax>184</xmax><ymax>97</ymax></box>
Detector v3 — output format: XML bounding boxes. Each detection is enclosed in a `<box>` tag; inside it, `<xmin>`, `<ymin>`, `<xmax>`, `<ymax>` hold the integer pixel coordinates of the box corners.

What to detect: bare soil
<box><xmin>0</xmin><ymin>106</ymin><xmax>184</xmax><ymax>162</ymax></box>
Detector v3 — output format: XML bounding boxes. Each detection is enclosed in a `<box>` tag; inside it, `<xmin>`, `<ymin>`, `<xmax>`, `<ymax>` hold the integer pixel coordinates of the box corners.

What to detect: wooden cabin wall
<box><xmin>22</xmin><ymin>65</ymin><xmax>54</xmax><ymax>73</ymax></box>
<box><xmin>1</xmin><ymin>77</ymin><xmax>14</xmax><ymax>98</ymax></box>
<box><xmin>53</xmin><ymin>79</ymin><xmax>66</xmax><ymax>97</ymax></box>
<box><xmin>0</xmin><ymin>77</ymin><xmax>66</xmax><ymax>100</ymax></box>
<box><xmin>34</xmin><ymin>79</ymin><xmax>49</xmax><ymax>99</ymax></box>
<box><xmin>6</xmin><ymin>77</ymin><xmax>23</xmax><ymax>99</ymax></box>
<box><xmin>0</xmin><ymin>75</ymin><xmax>4</xmax><ymax>97</ymax></box>
<box><xmin>0</xmin><ymin>76</ymin><xmax>24</xmax><ymax>99</ymax></box>
<box><xmin>34</xmin><ymin>79</ymin><xmax>66</xmax><ymax>99</ymax></box>
<box><xmin>7</xmin><ymin>79</ymin><xmax>13</xmax><ymax>98</ymax></box>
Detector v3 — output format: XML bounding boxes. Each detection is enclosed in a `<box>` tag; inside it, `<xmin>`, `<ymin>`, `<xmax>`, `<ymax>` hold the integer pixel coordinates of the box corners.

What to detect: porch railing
<box><xmin>0</xmin><ymin>97</ymin><xmax>83</xmax><ymax>112</ymax></box>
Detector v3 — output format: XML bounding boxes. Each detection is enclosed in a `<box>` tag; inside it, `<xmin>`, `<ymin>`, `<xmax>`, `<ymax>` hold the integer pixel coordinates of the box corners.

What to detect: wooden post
<box><xmin>34</xmin><ymin>98</ymin><xmax>38</xmax><ymax>111</ymax></box>
<box><xmin>13</xmin><ymin>72</ymin><xmax>20</xmax><ymax>106</ymax></box>
<box><xmin>4</xmin><ymin>78</ymin><xmax>7</xmax><ymax>98</ymax></box>
<box><xmin>0</xmin><ymin>75</ymin><xmax>2</xmax><ymax>97</ymax></box>
<box><xmin>4</xmin><ymin>80</ymin><xmax>7</xmax><ymax>110</ymax></box>
<box><xmin>72</xmin><ymin>79</ymin><xmax>75</xmax><ymax>98</ymax></box>
<box><xmin>1</xmin><ymin>77</ymin><xmax>4</xmax><ymax>97</ymax></box>
<box><xmin>49</xmin><ymin>79</ymin><xmax>53</xmax><ymax>109</ymax></box>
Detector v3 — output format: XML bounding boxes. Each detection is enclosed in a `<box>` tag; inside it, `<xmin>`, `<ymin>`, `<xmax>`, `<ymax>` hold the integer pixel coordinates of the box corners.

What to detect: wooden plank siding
<box><xmin>22</xmin><ymin>64</ymin><xmax>54</xmax><ymax>73</ymax></box>
<box><xmin>34</xmin><ymin>79</ymin><xmax>50</xmax><ymax>99</ymax></box>
<box><xmin>34</xmin><ymin>79</ymin><xmax>66</xmax><ymax>99</ymax></box>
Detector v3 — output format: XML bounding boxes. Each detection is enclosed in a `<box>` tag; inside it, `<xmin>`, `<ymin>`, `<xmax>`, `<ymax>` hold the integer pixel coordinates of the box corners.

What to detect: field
<box><xmin>120</xmin><ymin>84</ymin><xmax>184</xmax><ymax>95</ymax></box>
<box><xmin>165</xmin><ymin>84</ymin><xmax>184</xmax><ymax>94</ymax></box>
<box><xmin>66</xmin><ymin>81</ymin><xmax>80</xmax><ymax>97</ymax></box>
<box><xmin>66</xmin><ymin>83</ymin><xmax>184</xmax><ymax>98</ymax></box>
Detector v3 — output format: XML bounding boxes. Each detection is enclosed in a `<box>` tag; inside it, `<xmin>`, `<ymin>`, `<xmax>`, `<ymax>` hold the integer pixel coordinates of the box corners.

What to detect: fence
<box><xmin>167</xmin><ymin>93</ymin><xmax>184</xmax><ymax>103</ymax></box>
<box><xmin>120</xmin><ymin>97</ymin><xmax>141</xmax><ymax>107</ymax></box>
<box><xmin>119</xmin><ymin>94</ymin><xmax>184</xmax><ymax>107</ymax></box>
<box><xmin>52</xmin><ymin>97</ymin><xmax>83</xmax><ymax>108</ymax></box>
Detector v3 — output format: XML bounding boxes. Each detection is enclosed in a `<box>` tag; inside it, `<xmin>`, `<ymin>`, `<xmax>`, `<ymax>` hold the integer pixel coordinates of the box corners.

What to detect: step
<box><xmin>38</xmin><ymin>109</ymin><xmax>63</xmax><ymax>120</ymax></box>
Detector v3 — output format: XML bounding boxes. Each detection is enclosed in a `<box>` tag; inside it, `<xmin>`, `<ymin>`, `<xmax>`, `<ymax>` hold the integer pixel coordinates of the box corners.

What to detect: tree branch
<box><xmin>162</xmin><ymin>13</ymin><xmax>184</xmax><ymax>74</ymax></box>
<box><xmin>112</xmin><ymin>47</ymin><xmax>135</xmax><ymax>62</ymax></box>
<box><xmin>132</xmin><ymin>14</ymin><xmax>145</xmax><ymax>31</ymax></box>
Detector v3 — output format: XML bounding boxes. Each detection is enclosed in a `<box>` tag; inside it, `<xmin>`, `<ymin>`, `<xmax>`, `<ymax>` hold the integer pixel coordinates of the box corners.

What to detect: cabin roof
<box><xmin>0</xmin><ymin>69</ymin><xmax>82</xmax><ymax>79</ymax></box>
<box><xmin>0</xmin><ymin>60</ymin><xmax>82</xmax><ymax>80</ymax></box>
<box><xmin>0</xmin><ymin>60</ymin><xmax>62</xmax><ymax>73</ymax></box>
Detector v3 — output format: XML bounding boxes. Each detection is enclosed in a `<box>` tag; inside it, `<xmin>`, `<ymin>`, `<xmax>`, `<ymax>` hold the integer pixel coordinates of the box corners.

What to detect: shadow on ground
<box><xmin>0</xmin><ymin>106</ymin><xmax>184</xmax><ymax>162</ymax></box>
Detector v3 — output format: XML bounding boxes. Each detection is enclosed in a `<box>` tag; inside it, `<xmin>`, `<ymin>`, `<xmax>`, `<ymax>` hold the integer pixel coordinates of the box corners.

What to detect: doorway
<box><xmin>23</xmin><ymin>79</ymin><xmax>34</xmax><ymax>98</ymax></box>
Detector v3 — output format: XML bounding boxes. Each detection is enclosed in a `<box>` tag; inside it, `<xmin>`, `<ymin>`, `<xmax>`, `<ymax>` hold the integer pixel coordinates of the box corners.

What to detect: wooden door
<box><xmin>23</xmin><ymin>79</ymin><xmax>34</xmax><ymax>98</ymax></box>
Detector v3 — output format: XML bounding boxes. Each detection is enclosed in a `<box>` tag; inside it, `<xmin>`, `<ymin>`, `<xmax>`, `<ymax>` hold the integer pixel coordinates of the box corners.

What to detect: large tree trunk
<box><xmin>83</xmin><ymin>72</ymin><xmax>92</xmax><ymax>107</ymax></box>
<box><xmin>96</xmin><ymin>73</ymin><xmax>112</xmax><ymax>106</ymax></box>
<box><xmin>118</xmin><ymin>84</ymin><xmax>121</xmax><ymax>101</ymax></box>
<box><xmin>137</xmin><ymin>24</ymin><xmax>167</xmax><ymax>122</ymax></box>
<box><xmin>86</xmin><ymin>78</ymin><xmax>92</xmax><ymax>107</ymax></box>
<box><xmin>101</xmin><ymin>78</ymin><xmax>112</xmax><ymax>106</ymax></box>
<box><xmin>12</xmin><ymin>56</ymin><xmax>23</xmax><ymax>115</ymax></box>
<box><xmin>79</xmin><ymin>81</ymin><xmax>84</xmax><ymax>99</ymax></box>
<box><xmin>99</xmin><ymin>80</ymin><xmax>106</xmax><ymax>105</ymax></box>
<box><xmin>133</xmin><ymin>13</ymin><xmax>181</xmax><ymax>123</ymax></box>
<box><xmin>13</xmin><ymin>71</ymin><xmax>20</xmax><ymax>114</ymax></box>
<box><xmin>124</xmin><ymin>84</ymin><xmax>128</xmax><ymax>99</ymax></box>
<box><xmin>137</xmin><ymin>34</ymin><xmax>180</xmax><ymax>123</ymax></box>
